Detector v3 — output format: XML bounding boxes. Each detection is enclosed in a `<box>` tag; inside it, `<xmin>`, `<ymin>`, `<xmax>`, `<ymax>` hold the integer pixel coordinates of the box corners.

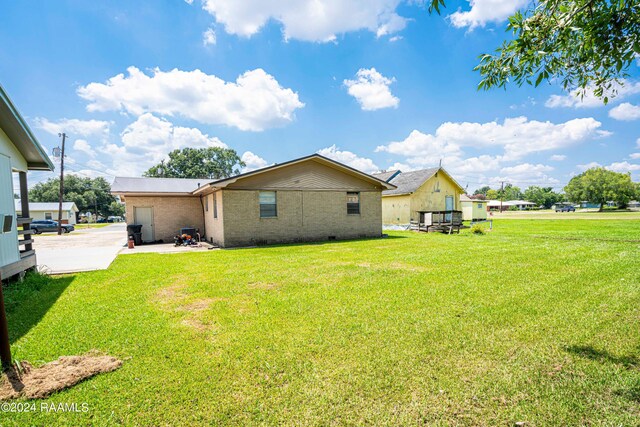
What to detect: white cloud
<box><xmin>184</xmin><ymin>0</ymin><xmax>194</xmax><ymax>4</ymax></box>
<box><xmin>77</xmin><ymin>66</ymin><xmax>304</xmax><ymax>131</ymax></box>
<box><xmin>628</xmin><ymin>153</ymin><xmax>640</xmax><ymax>159</ymax></box>
<box><xmin>606</xmin><ymin>161</ymin><xmax>640</xmax><ymax>173</ymax></box>
<box><xmin>203</xmin><ymin>27</ymin><xmax>216</xmax><ymax>46</ymax></box>
<box><xmin>449</xmin><ymin>0</ymin><xmax>528</xmax><ymax>29</ymax></box>
<box><xmin>577</xmin><ymin>161</ymin><xmax>602</xmax><ymax>171</ymax></box>
<box><xmin>637</xmin><ymin>138</ymin><xmax>640</xmax><ymax>149</ymax></box>
<box><xmin>377</xmin><ymin>117</ymin><xmax>603</xmax><ymax>162</ymax></box>
<box><xmin>201</xmin><ymin>0</ymin><xmax>408</xmax><ymax>42</ymax></box>
<box><xmin>35</xmin><ymin>118</ymin><xmax>111</xmax><ymax>140</ymax></box>
<box><xmin>376</xmin><ymin>129</ymin><xmax>463</xmax><ymax>164</ymax></box>
<box><xmin>577</xmin><ymin>160</ymin><xmax>640</xmax><ymax>175</ymax></box>
<box><xmin>490</xmin><ymin>163</ymin><xmax>559</xmax><ymax>187</ymax></box>
<box><xmin>549</xmin><ymin>154</ymin><xmax>566</xmax><ymax>161</ymax></box>
<box><xmin>609</xmin><ymin>103</ymin><xmax>640</xmax><ymax>121</ymax></box>
<box><xmin>344</xmin><ymin>68</ymin><xmax>399</xmax><ymax>111</ymax></box>
<box><xmin>103</xmin><ymin>113</ymin><xmax>227</xmax><ymax>176</ymax></box>
<box><xmin>86</xmin><ymin>159</ymin><xmax>107</xmax><ymax>170</ymax></box>
<box><xmin>545</xmin><ymin>80</ymin><xmax>640</xmax><ymax>108</ymax></box>
<box><xmin>241</xmin><ymin>151</ymin><xmax>268</xmax><ymax>172</ymax></box>
<box><xmin>73</xmin><ymin>139</ymin><xmax>96</xmax><ymax>158</ymax></box>
<box><xmin>388</xmin><ymin>35</ymin><xmax>403</xmax><ymax>42</ymax></box>
<box><xmin>317</xmin><ymin>145</ymin><xmax>379</xmax><ymax>173</ymax></box>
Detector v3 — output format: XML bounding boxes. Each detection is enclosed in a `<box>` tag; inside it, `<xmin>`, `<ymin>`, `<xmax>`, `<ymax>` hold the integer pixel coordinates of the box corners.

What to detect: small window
<box><xmin>259</xmin><ymin>191</ymin><xmax>277</xmax><ymax>218</ymax></box>
<box><xmin>477</xmin><ymin>203</ymin><xmax>483</xmax><ymax>209</ymax></box>
<box><xmin>213</xmin><ymin>193</ymin><xmax>218</xmax><ymax>219</ymax></box>
<box><xmin>2</xmin><ymin>215</ymin><xmax>12</xmax><ymax>233</ymax></box>
<box><xmin>347</xmin><ymin>192</ymin><xmax>360</xmax><ymax>215</ymax></box>
<box><xmin>204</xmin><ymin>195</ymin><xmax>209</xmax><ymax>212</ymax></box>
<box><xmin>45</xmin><ymin>212</ymin><xmax>52</xmax><ymax>220</ymax></box>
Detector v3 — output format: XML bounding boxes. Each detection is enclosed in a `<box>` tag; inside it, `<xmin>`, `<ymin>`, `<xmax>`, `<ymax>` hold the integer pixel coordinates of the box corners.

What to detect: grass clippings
<box><xmin>1</xmin><ymin>355</ymin><xmax>122</xmax><ymax>400</ymax></box>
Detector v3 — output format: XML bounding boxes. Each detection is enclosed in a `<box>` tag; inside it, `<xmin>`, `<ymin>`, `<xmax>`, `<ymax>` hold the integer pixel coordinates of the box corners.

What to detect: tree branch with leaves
<box><xmin>430</xmin><ymin>0</ymin><xmax>640</xmax><ymax>102</ymax></box>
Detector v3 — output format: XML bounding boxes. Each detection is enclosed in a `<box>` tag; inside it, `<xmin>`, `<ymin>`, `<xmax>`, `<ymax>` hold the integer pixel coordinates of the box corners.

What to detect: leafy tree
<box><xmin>564</xmin><ymin>167</ymin><xmax>637</xmax><ymax>210</ymax></box>
<box><xmin>29</xmin><ymin>175</ymin><xmax>124</xmax><ymax>219</ymax></box>
<box><xmin>523</xmin><ymin>186</ymin><xmax>564</xmax><ymax>209</ymax></box>
<box><xmin>428</xmin><ymin>0</ymin><xmax>640</xmax><ymax>102</ymax></box>
<box><xmin>473</xmin><ymin>186</ymin><xmax>491</xmax><ymax>196</ymax></box>
<box><xmin>486</xmin><ymin>189</ymin><xmax>499</xmax><ymax>200</ymax></box>
<box><xmin>144</xmin><ymin>147</ymin><xmax>245</xmax><ymax>179</ymax></box>
<box><xmin>500</xmin><ymin>184</ymin><xmax>523</xmax><ymax>201</ymax></box>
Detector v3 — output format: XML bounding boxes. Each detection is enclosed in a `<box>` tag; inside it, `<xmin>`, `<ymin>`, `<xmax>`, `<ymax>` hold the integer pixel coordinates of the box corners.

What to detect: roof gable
<box><xmin>382</xmin><ymin>167</ymin><xmax>464</xmax><ymax>196</ymax></box>
<box><xmin>196</xmin><ymin>154</ymin><xmax>396</xmax><ymax>193</ymax></box>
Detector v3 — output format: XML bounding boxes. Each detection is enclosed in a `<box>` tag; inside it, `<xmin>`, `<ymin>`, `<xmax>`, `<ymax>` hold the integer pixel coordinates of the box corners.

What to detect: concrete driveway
<box><xmin>33</xmin><ymin>223</ymin><xmax>127</xmax><ymax>274</ymax></box>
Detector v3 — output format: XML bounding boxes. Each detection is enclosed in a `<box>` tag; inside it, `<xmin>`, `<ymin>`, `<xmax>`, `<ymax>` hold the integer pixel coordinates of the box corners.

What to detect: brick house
<box><xmin>111</xmin><ymin>154</ymin><xmax>396</xmax><ymax>247</ymax></box>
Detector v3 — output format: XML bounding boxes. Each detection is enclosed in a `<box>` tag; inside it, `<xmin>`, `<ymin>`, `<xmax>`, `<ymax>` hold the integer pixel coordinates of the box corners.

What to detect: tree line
<box><xmin>473</xmin><ymin>168</ymin><xmax>640</xmax><ymax>210</ymax></box>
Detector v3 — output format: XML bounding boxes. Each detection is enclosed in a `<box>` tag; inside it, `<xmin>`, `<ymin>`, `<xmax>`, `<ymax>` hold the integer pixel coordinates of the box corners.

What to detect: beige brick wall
<box><xmin>220</xmin><ymin>189</ymin><xmax>382</xmax><ymax>247</ymax></box>
<box><xmin>202</xmin><ymin>191</ymin><xmax>225</xmax><ymax>245</ymax></box>
<box><xmin>124</xmin><ymin>196</ymin><xmax>204</xmax><ymax>243</ymax></box>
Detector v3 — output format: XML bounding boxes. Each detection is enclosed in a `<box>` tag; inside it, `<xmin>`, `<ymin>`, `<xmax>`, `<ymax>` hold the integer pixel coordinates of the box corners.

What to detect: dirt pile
<box><xmin>1</xmin><ymin>355</ymin><xmax>122</xmax><ymax>399</ymax></box>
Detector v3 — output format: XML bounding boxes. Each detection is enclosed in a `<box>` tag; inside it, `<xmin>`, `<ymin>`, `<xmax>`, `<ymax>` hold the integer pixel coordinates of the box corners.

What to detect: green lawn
<box><xmin>73</xmin><ymin>223</ymin><xmax>113</xmax><ymax>229</ymax></box>
<box><xmin>3</xmin><ymin>220</ymin><xmax>640</xmax><ymax>425</ymax></box>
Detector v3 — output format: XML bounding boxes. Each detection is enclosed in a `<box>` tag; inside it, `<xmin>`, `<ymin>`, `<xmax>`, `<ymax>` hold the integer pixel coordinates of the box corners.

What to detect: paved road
<box><xmin>33</xmin><ymin>223</ymin><xmax>127</xmax><ymax>274</ymax></box>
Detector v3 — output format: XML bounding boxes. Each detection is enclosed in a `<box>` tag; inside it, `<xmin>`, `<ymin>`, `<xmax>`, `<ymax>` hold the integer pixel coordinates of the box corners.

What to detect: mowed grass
<box><xmin>73</xmin><ymin>223</ymin><xmax>113</xmax><ymax>229</ymax></box>
<box><xmin>3</xmin><ymin>219</ymin><xmax>640</xmax><ymax>425</ymax></box>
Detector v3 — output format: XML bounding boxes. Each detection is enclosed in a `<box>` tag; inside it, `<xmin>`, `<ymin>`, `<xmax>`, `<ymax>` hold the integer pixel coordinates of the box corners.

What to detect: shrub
<box><xmin>470</xmin><ymin>224</ymin><xmax>485</xmax><ymax>235</ymax></box>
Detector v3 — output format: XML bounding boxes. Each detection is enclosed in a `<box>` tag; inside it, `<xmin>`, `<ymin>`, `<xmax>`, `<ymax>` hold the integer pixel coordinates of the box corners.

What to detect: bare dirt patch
<box><xmin>154</xmin><ymin>284</ymin><xmax>187</xmax><ymax>303</ymax></box>
<box><xmin>177</xmin><ymin>298</ymin><xmax>216</xmax><ymax>312</ymax></box>
<box><xmin>1</xmin><ymin>355</ymin><xmax>122</xmax><ymax>400</ymax></box>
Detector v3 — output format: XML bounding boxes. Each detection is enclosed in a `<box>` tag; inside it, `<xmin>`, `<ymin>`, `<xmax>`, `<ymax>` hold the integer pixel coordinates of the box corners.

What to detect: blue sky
<box><xmin>1</xmin><ymin>0</ymin><xmax>639</xmax><ymax>192</ymax></box>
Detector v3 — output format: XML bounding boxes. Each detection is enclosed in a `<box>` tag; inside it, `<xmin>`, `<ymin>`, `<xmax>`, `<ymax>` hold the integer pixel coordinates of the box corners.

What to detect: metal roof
<box><xmin>15</xmin><ymin>201</ymin><xmax>78</xmax><ymax>212</ymax></box>
<box><xmin>0</xmin><ymin>84</ymin><xmax>54</xmax><ymax>171</ymax></box>
<box><xmin>111</xmin><ymin>177</ymin><xmax>206</xmax><ymax>194</ymax></box>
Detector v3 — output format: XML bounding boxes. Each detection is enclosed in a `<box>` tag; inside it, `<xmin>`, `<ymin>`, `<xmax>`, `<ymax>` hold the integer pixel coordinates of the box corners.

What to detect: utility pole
<box><xmin>0</xmin><ymin>273</ymin><xmax>11</xmax><ymax>369</ymax></box>
<box><xmin>56</xmin><ymin>133</ymin><xmax>67</xmax><ymax>235</ymax></box>
<box><xmin>500</xmin><ymin>181</ymin><xmax>505</xmax><ymax>213</ymax></box>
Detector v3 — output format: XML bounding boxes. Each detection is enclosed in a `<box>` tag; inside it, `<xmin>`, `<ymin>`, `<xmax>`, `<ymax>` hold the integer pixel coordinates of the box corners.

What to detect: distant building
<box><xmin>460</xmin><ymin>194</ymin><xmax>487</xmax><ymax>221</ymax></box>
<box><xmin>15</xmin><ymin>201</ymin><xmax>79</xmax><ymax>225</ymax></box>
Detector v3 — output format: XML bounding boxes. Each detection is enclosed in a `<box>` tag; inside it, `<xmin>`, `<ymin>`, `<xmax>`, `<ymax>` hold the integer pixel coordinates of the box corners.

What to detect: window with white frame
<box><xmin>213</xmin><ymin>193</ymin><xmax>218</xmax><ymax>219</ymax></box>
<box><xmin>259</xmin><ymin>191</ymin><xmax>277</xmax><ymax>218</ymax></box>
<box><xmin>347</xmin><ymin>192</ymin><xmax>360</xmax><ymax>215</ymax></box>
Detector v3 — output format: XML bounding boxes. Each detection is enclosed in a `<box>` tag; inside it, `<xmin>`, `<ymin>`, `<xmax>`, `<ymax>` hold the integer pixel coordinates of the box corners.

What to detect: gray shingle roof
<box><xmin>15</xmin><ymin>201</ymin><xmax>78</xmax><ymax>212</ymax></box>
<box><xmin>371</xmin><ymin>170</ymin><xmax>401</xmax><ymax>183</ymax></box>
<box><xmin>111</xmin><ymin>177</ymin><xmax>207</xmax><ymax>194</ymax></box>
<box><xmin>382</xmin><ymin>168</ymin><xmax>440</xmax><ymax>196</ymax></box>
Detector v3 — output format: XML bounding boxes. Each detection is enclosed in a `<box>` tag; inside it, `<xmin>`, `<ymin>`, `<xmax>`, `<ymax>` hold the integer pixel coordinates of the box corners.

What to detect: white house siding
<box><xmin>0</xmin><ymin>152</ymin><xmax>20</xmax><ymax>268</ymax></box>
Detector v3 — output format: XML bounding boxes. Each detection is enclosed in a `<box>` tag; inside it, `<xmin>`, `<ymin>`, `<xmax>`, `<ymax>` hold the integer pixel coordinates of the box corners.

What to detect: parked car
<box><xmin>30</xmin><ymin>220</ymin><xmax>75</xmax><ymax>234</ymax></box>
<box><xmin>555</xmin><ymin>205</ymin><xmax>576</xmax><ymax>212</ymax></box>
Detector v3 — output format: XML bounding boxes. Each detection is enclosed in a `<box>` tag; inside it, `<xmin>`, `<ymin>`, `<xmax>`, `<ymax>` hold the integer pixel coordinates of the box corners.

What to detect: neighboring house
<box><xmin>15</xmin><ymin>201</ymin><xmax>79</xmax><ymax>225</ymax></box>
<box><xmin>0</xmin><ymin>84</ymin><xmax>54</xmax><ymax>280</ymax></box>
<box><xmin>628</xmin><ymin>200</ymin><xmax>639</xmax><ymax>209</ymax></box>
<box><xmin>460</xmin><ymin>194</ymin><xmax>487</xmax><ymax>221</ymax></box>
<box><xmin>372</xmin><ymin>167</ymin><xmax>465</xmax><ymax>226</ymax></box>
<box><xmin>112</xmin><ymin>154</ymin><xmax>395</xmax><ymax>247</ymax></box>
<box><xmin>506</xmin><ymin>200</ymin><xmax>538</xmax><ymax>210</ymax></box>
